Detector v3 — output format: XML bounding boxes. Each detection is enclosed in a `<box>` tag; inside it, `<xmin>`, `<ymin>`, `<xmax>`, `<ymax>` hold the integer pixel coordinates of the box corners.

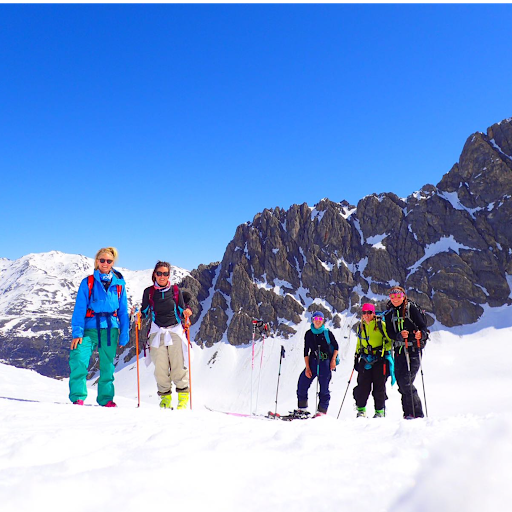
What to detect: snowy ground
<box><xmin>1</xmin><ymin>308</ymin><xmax>512</xmax><ymax>512</ymax></box>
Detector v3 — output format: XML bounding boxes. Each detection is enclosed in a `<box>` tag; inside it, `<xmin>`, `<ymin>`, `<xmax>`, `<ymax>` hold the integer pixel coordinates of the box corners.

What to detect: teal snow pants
<box><xmin>69</xmin><ymin>328</ymin><xmax>119</xmax><ymax>405</ymax></box>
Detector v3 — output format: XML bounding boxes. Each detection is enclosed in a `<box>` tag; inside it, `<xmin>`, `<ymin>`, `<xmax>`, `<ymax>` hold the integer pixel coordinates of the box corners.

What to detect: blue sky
<box><xmin>1</xmin><ymin>4</ymin><xmax>511</xmax><ymax>271</ymax></box>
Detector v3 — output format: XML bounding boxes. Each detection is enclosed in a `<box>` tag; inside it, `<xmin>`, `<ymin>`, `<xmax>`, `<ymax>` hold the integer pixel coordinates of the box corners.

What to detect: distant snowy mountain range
<box><xmin>0</xmin><ymin>251</ymin><xmax>189</xmax><ymax>377</ymax></box>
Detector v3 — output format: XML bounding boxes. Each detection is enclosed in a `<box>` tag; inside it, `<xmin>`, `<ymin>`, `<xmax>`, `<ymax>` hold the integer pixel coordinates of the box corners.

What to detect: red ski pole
<box><xmin>183</xmin><ymin>317</ymin><xmax>193</xmax><ymax>410</ymax></box>
<box><xmin>135</xmin><ymin>311</ymin><xmax>141</xmax><ymax>408</ymax></box>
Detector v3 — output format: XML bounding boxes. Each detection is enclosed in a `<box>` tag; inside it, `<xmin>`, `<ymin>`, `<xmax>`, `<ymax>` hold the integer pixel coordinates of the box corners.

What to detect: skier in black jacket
<box><xmin>296</xmin><ymin>311</ymin><xmax>339</xmax><ymax>416</ymax></box>
<box><xmin>384</xmin><ymin>286</ymin><xmax>428</xmax><ymax>419</ymax></box>
<box><xmin>140</xmin><ymin>261</ymin><xmax>192</xmax><ymax>410</ymax></box>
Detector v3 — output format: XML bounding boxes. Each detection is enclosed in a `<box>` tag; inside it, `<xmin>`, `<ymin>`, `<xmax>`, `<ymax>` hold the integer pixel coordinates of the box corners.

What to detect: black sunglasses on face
<box><xmin>362</xmin><ymin>311</ymin><xmax>374</xmax><ymax>315</ymax></box>
<box><xmin>156</xmin><ymin>271</ymin><xmax>170</xmax><ymax>277</ymax></box>
<box><xmin>99</xmin><ymin>259</ymin><xmax>113</xmax><ymax>264</ymax></box>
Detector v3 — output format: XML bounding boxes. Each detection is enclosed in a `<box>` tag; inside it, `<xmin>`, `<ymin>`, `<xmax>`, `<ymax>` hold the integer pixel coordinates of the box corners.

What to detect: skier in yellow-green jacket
<box><xmin>353</xmin><ymin>303</ymin><xmax>394</xmax><ymax>418</ymax></box>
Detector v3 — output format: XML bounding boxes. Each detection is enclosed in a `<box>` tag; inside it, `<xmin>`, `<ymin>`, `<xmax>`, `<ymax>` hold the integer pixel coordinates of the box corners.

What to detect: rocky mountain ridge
<box><xmin>1</xmin><ymin>118</ymin><xmax>511</xmax><ymax>377</ymax></box>
<box><xmin>182</xmin><ymin>118</ymin><xmax>512</xmax><ymax>348</ymax></box>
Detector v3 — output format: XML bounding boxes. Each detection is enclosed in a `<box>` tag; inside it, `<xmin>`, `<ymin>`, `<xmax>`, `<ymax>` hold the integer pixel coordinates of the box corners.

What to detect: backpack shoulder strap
<box><xmin>148</xmin><ymin>286</ymin><xmax>155</xmax><ymax>310</ymax></box>
<box><xmin>173</xmin><ymin>284</ymin><xmax>184</xmax><ymax>322</ymax></box>
<box><xmin>376</xmin><ymin>317</ymin><xmax>385</xmax><ymax>336</ymax></box>
<box><xmin>87</xmin><ymin>275</ymin><xmax>94</xmax><ymax>301</ymax></box>
<box><xmin>86</xmin><ymin>275</ymin><xmax>95</xmax><ymax>318</ymax></box>
<box><xmin>405</xmin><ymin>301</ymin><xmax>413</xmax><ymax>320</ymax></box>
<box><xmin>324</xmin><ymin>329</ymin><xmax>339</xmax><ymax>364</ymax></box>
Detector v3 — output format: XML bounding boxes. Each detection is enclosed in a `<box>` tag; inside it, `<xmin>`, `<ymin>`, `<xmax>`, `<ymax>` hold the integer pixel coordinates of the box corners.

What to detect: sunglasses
<box><xmin>99</xmin><ymin>259</ymin><xmax>113</xmax><ymax>264</ymax></box>
<box><xmin>312</xmin><ymin>316</ymin><xmax>324</xmax><ymax>322</ymax></box>
<box><xmin>156</xmin><ymin>271</ymin><xmax>170</xmax><ymax>277</ymax></box>
<box><xmin>389</xmin><ymin>292</ymin><xmax>404</xmax><ymax>298</ymax></box>
<box><xmin>362</xmin><ymin>311</ymin><xmax>374</xmax><ymax>315</ymax></box>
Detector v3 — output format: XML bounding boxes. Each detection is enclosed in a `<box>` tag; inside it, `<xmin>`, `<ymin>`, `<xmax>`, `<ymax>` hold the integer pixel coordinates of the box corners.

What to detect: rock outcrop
<box><xmin>184</xmin><ymin>118</ymin><xmax>512</xmax><ymax>347</ymax></box>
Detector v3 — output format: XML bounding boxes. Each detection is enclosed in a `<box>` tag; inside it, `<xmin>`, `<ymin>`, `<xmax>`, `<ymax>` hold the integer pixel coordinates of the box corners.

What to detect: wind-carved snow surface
<box><xmin>339</xmin><ymin>204</ymin><xmax>357</xmax><ymax>219</ymax></box>
<box><xmin>367</xmin><ymin>232</ymin><xmax>388</xmax><ymax>250</ymax></box>
<box><xmin>1</xmin><ymin>306</ymin><xmax>512</xmax><ymax>512</ymax></box>
<box><xmin>353</xmin><ymin>218</ymin><xmax>364</xmax><ymax>244</ymax></box>
<box><xmin>489</xmin><ymin>138</ymin><xmax>512</xmax><ymax>161</ymax></box>
<box><xmin>407</xmin><ymin>236</ymin><xmax>472</xmax><ymax>278</ymax></box>
<box><xmin>506</xmin><ymin>275</ymin><xmax>512</xmax><ymax>299</ymax></box>
<box><xmin>310</xmin><ymin>208</ymin><xmax>326</xmax><ymax>222</ymax></box>
<box><xmin>438</xmin><ymin>190</ymin><xmax>481</xmax><ymax>218</ymax></box>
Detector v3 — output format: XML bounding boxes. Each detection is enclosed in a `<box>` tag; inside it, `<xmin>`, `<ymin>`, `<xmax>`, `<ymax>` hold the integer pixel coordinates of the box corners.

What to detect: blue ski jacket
<box><xmin>71</xmin><ymin>269</ymin><xmax>129</xmax><ymax>345</ymax></box>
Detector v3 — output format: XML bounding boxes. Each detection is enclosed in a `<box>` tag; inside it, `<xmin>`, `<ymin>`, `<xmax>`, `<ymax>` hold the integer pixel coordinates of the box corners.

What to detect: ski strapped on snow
<box><xmin>205</xmin><ymin>406</ymin><xmax>315</xmax><ymax>421</ymax></box>
<box><xmin>267</xmin><ymin>409</ymin><xmax>313</xmax><ymax>421</ymax></box>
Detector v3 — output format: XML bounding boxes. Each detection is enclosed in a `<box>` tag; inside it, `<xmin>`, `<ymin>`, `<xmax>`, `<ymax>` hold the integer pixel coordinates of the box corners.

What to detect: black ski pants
<box><xmin>297</xmin><ymin>358</ymin><xmax>332</xmax><ymax>413</ymax></box>
<box><xmin>353</xmin><ymin>358</ymin><xmax>388</xmax><ymax>411</ymax></box>
<box><xmin>394</xmin><ymin>348</ymin><xmax>424</xmax><ymax>418</ymax></box>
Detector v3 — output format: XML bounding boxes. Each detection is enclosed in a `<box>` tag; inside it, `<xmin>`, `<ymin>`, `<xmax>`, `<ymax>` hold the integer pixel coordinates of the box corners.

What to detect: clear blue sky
<box><xmin>1</xmin><ymin>4</ymin><xmax>511</xmax><ymax>271</ymax></box>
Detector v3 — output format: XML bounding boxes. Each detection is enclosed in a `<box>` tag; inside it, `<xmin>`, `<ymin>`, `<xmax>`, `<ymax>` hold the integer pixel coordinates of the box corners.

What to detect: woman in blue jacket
<box><xmin>296</xmin><ymin>311</ymin><xmax>339</xmax><ymax>416</ymax></box>
<box><xmin>69</xmin><ymin>247</ymin><xmax>129</xmax><ymax>407</ymax></box>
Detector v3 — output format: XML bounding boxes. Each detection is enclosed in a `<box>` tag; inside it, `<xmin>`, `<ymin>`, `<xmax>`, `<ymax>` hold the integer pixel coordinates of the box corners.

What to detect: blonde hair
<box><xmin>94</xmin><ymin>247</ymin><xmax>118</xmax><ymax>270</ymax></box>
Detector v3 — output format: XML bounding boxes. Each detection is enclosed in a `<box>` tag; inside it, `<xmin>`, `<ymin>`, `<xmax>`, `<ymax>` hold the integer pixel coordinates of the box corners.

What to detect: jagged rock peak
<box><xmin>189</xmin><ymin>117</ymin><xmax>512</xmax><ymax>348</ymax></box>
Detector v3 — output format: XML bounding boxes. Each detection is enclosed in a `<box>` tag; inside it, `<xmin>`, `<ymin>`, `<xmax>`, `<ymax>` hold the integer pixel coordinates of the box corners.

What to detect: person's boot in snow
<box><xmin>159</xmin><ymin>394</ymin><xmax>172</xmax><ymax>409</ymax></box>
<box><xmin>177</xmin><ymin>392</ymin><xmax>189</xmax><ymax>410</ymax></box>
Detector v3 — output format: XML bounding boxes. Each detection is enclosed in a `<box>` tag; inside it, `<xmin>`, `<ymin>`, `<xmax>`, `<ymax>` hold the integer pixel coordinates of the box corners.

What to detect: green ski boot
<box><xmin>177</xmin><ymin>392</ymin><xmax>189</xmax><ymax>410</ymax></box>
<box><xmin>356</xmin><ymin>407</ymin><xmax>366</xmax><ymax>418</ymax></box>
<box><xmin>159</xmin><ymin>394</ymin><xmax>172</xmax><ymax>409</ymax></box>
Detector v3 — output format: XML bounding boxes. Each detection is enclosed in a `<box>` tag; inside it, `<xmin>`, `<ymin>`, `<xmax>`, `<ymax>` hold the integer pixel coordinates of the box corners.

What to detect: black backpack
<box><xmin>386</xmin><ymin>300</ymin><xmax>430</xmax><ymax>340</ymax></box>
<box><xmin>406</xmin><ymin>300</ymin><xmax>430</xmax><ymax>339</ymax></box>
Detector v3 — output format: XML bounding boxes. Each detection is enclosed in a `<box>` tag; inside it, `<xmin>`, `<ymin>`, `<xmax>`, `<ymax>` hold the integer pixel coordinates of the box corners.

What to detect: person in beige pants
<box><xmin>149</xmin><ymin>328</ymin><xmax>189</xmax><ymax>400</ymax></box>
<box><xmin>140</xmin><ymin>261</ymin><xmax>192</xmax><ymax>409</ymax></box>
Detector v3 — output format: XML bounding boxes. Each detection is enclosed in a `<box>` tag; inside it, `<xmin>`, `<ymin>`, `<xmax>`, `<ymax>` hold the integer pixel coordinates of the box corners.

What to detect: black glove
<box><xmin>394</xmin><ymin>332</ymin><xmax>405</xmax><ymax>348</ymax></box>
<box><xmin>413</xmin><ymin>331</ymin><xmax>428</xmax><ymax>350</ymax></box>
<box><xmin>419</xmin><ymin>331</ymin><xmax>428</xmax><ymax>350</ymax></box>
<box><xmin>354</xmin><ymin>354</ymin><xmax>359</xmax><ymax>371</ymax></box>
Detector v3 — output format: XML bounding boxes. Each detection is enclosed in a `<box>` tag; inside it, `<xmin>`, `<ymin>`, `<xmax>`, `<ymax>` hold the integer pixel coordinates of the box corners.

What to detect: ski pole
<box><xmin>255</xmin><ymin>324</ymin><xmax>268</xmax><ymax>414</ymax></box>
<box><xmin>135</xmin><ymin>310</ymin><xmax>141</xmax><ymax>408</ymax></box>
<box><xmin>403</xmin><ymin>335</ymin><xmax>416</xmax><ymax>418</ymax></box>
<box><xmin>250</xmin><ymin>320</ymin><xmax>258</xmax><ymax>415</ymax></box>
<box><xmin>183</xmin><ymin>317</ymin><xmax>193</xmax><ymax>410</ymax></box>
<box><xmin>316</xmin><ymin>344</ymin><xmax>321</xmax><ymax>413</ymax></box>
<box><xmin>274</xmin><ymin>345</ymin><xmax>285</xmax><ymax>416</ymax></box>
<box><xmin>337</xmin><ymin>368</ymin><xmax>355</xmax><ymax>419</ymax></box>
<box><xmin>416</xmin><ymin>333</ymin><xmax>428</xmax><ymax>418</ymax></box>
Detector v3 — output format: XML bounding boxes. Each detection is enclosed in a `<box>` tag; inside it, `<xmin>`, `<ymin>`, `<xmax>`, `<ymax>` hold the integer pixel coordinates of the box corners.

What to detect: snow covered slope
<box><xmin>0</xmin><ymin>305</ymin><xmax>511</xmax><ymax>512</ymax></box>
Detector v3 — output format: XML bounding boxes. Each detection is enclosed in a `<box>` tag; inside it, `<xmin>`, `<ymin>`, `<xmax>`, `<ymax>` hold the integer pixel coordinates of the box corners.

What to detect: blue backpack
<box><xmin>324</xmin><ymin>329</ymin><xmax>340</xmax><ymax>365</ymax></box>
